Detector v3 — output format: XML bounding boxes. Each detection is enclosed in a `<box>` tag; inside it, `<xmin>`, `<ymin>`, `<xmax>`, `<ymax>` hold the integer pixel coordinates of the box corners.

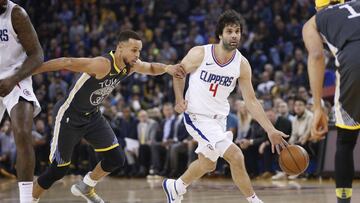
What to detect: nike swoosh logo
<box><xmin>206</xmin><ymin>62</ymin><xmax>214</xmax><ymax>65</ymax></box>
<box><xmin>21</xmin><ymin>183</ymin><xmax>32</xmax><ymax>186</ymax></box>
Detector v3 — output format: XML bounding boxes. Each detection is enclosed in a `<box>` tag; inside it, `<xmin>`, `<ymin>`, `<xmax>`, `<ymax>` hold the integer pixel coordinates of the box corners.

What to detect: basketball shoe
<box><xmin>71</xmin><ymin>180</ymin><xmax>104</xmax><ymax>203</ymax></box>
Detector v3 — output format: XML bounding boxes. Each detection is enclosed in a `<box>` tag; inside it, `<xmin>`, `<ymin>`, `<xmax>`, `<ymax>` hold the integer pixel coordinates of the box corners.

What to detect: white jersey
<box><xmin>185</xmin><ymin>44</ymin><xmax>241</xmax><ymax>117</ymax></box>
<box><xmin>0</xmin><ymin>1</ymin><xmax>27</xmax><ymax>79</ymax></box>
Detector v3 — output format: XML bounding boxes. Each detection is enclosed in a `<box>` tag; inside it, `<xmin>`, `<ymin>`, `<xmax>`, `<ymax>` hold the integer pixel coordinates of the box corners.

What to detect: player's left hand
<box><xmin>0</xmin><ymin>77</ymin><xmax>17</xmax><ymax>97</ymax></box>
<box><xmin>166</xmin><ymin>64</ymin><xmax>186</xmax><ymax>79</ymax></box>
<box><xmin>267</xmin><ymin>129</ymin><xmax>289</xmax><ymax>154</ymax></box>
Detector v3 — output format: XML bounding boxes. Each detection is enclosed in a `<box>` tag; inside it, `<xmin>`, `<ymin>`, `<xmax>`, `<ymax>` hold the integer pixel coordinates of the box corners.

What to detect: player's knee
<box><xmin>228</xmin><ymin>150</ymin><xmax>245</xmax><ymax>168</ymax></box>
<box><xmin>100</xmin><ymin>146</ymin><xmax>125</xmax><ymax>172</ymax></box>
<box><xmin>13</xmin><ymin>129</ymin><xmax>32</xmax><ymax>147</ymax></box>
<box><xmin>37</xmin><ymin>163</ymin><xmax>69</xmax><ymax>189</ymax></box>
<box><xmin>200</xmin><ymin>158</ymin><xmax>217</xmax><ymax>172</ymax></box>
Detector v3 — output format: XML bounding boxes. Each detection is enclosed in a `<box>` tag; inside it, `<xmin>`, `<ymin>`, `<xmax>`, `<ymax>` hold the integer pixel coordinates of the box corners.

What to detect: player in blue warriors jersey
<box><xmin>30</xmin><ymin>30</ymin><xmax>185</xmax><ymax>203</ymax></box>
<box><xmin>303</xmin><ymin>0</ymin><xmax>360</xmax><ymax>202</ymax></box>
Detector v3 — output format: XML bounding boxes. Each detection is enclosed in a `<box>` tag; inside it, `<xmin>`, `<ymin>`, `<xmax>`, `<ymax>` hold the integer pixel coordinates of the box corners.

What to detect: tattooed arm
<box><xmin>0</xmin><ymin>5</ymin><xmax>43</xmax><ymax>96</ymax></box>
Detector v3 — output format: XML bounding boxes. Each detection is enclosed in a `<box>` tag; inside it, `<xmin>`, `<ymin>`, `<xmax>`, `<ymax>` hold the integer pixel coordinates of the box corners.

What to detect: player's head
<box><xmin>294</xmin><ymin>96</ymin><xmax>307</xmax><ymax>116</ymax></box>
<box><xmin>215</xmin><ymin>9</ymin><xmax>242</xmax><ymax>51</ymax></box>
<box><xmin>315</xmin><ymin>0</ymin><xmax>344</xmax><ymax>10</ymax></box>
<box><xmin>116</xmin><ymin>30</ymin><xmax>142</xmax><ymax>67</ymax></box>
<box><xmin>0</xmin><ymin>0</ymin><xmax>8</xmax><ymax>15</ymax></box>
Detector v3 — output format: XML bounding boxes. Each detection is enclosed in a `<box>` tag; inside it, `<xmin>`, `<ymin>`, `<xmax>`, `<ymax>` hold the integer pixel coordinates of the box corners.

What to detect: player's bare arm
<box><xmin>33</xmin><ymin>57</ymin><xmax>112</xmax><ymax>79</ymax></box>
<box><xmin>131</xmin><ymin>59</ymin><xmax>185</xmax><ymax>78</ymax></box>
<box><xmin>238</xmin><ymin>56</ymin><xmax>288</xmax><ymax>154</ymax></box>
<box><xmin>173</xmin><ymin>46</ymin><xmax>204</xmax><ymax>113</ymax></box>
<box><xmin>0</xmin><ymin>5</ymin><xmax>43</xmax><ymax>97</ymax></box>
<box><xmin>302</xmin><ymin>16</ymin><xmax>328</xmax><ymax>139</ymax></box>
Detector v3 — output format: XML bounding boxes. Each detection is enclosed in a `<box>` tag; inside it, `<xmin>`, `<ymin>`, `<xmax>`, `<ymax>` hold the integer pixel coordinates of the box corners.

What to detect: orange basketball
<box><xmin>279</xmin><ymin>145</ymin><xmax>309</xmax><ymax>175</ymax></box>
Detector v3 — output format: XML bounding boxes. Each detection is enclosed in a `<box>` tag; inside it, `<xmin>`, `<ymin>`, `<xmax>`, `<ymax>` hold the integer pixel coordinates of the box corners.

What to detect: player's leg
<box><xmin>163</xmin><ymin>153</ymin><xmax>216</xmax><ymax>203</ymax></box>
<box><xmin>33</xmin><ymin>109</ymin><xmax>83</xmax><ymax>202</ymax></box>
<box><xmin>223</xmin><ymin>143</ymin><xmax>263</xmax><ymax>203</ymax></box>
<box><xmin>335</xmin><ymin>127</ymin><xmax>359</xmax><ymax>203</ymax></box>
<box><xmin>10</xmin><ymin>98</ymin><xmax>35</xmax><ymax>203</ymax></box>
<box><xmin>71</xmin><ymin>115</ymin><xmax>124</xmax><ymax>203</ymax></box>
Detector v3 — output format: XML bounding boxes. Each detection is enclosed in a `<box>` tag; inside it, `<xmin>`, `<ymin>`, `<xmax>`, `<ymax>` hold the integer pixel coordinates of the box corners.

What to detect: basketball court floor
<box><xmin>1</xmin><ymin>176</ymin><xmax>359</xmax><ymax>203</ymax></box>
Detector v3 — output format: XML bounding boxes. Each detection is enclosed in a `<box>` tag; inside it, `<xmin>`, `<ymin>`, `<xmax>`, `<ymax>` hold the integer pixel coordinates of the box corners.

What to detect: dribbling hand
<box><xmin>175</xmin><ymin>99</ymin><xmax>188</xmax><ymax>113</ymax></box>
<box><xmin>267</xmin><ymin>129</ymin><xmax>289</xmax><ymax>154</ymax></box>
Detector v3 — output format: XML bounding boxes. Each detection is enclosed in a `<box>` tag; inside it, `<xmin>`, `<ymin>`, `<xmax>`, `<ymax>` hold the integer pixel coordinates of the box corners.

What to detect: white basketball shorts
<box><xmin>0</xmin><ymin>77</ymin><xmax>41</xmax><ymax>121</ymax></box>
<box><xmin>183</xmin><ymin>112</ymin><xmax>233</xmax><ymax>162</ymax></box>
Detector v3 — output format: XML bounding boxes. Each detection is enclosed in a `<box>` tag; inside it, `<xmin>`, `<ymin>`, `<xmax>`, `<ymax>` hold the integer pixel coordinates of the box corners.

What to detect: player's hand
<box><xmin>267</xmin><ymin>129</ymin><xmax>289</xmax><ymax>154</ymax></box>
<box><xmin>0</xmin><ymin>77</ymin><xmax>17</xmax><ymax>97</ymax></box>
<box><xmin>166</xmin><ymin>64</ymin><xmax>186</xmax><ymax>79</ymax></box>
<box><xmin>175</xmin><ymin>99</ymin><xmax>188</xmax><ymax>113</ymax></box>
<box><xmin>310</xmin><ymin>108</ymin><xmax>328</xmax><ymax>141</ymax></box>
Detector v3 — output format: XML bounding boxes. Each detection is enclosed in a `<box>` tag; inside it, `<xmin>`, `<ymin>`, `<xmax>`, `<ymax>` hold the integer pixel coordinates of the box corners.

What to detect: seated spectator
<box><xmin>0</xmin><ymin>119</ymin><xmax>16</xmax><ymax>178</ymax></box>
<box><xmin>149</xmin><ymin>103</ymin><xmax>176</xmax><ymax>176</ymax></box>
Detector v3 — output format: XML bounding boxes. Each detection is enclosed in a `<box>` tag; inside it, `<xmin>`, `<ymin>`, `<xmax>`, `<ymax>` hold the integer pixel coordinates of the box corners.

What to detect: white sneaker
<box><xmin>162</xmin><ymin>179</ymin><xmax>184</xmax><ymax>203</ymax></box>
<box><xmin>271</xmin><ymin>171</ymin><xmax>287</xmax><ymax>180</ymax></box>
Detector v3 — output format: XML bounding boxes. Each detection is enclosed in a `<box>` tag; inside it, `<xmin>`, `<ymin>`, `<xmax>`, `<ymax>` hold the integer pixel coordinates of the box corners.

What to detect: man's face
<box><xmin>220</xmin><ymin>24</ymin><xmax>241</xmax><ymax>51</ymax></box>
<box><xmin>162</xmin><ymin>105</ymin><xmax>174</xmax><ymax>118</ymax></box>
<box><xmin>138</xmin><ymin>110</ymin><xmax>148</xmax><ymax>123</ymax></box>
<box><xmin>294</xmin><ymin>101</ymin><xmax>306</xmax><ymax>116</ymax></box>
<box><xmin>266</xmin><ymin>110</ymin><xmax>276</xmax><ymax>124</ymax></box>
<box><xmin>117</xmin><ymin>39</ymin><xmax>142</xmax><ymax>67</ymax></box>
<box><xmin>0</xmin><ymin>0</ymin><xmax>7</xmax><ymax>14</ymax></box>
<box><xmin>278</xmin><ymin>102</ymin><xmax>288</xmax><ymax>115</ymax></box>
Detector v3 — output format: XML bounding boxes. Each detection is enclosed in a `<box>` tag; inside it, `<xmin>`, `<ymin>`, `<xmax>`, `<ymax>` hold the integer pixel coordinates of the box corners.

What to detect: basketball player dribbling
<box><xmin>0</xmin><ymin>0</ymin><xmax>44</xmax><ymax>202</ymax></box>
<box><xmin>31</xmin><ymin>31</ymin><xmax>185</xmax><ymax>203</ymax></box>
<box><xmin>163</xmin><ymin>10</ymin><xmax>289</xmax><ymax>203</ymax></box>
<box><xmin>303</xmin><ymin>1</ymin><xmax>360</xmax><ymax>202</ymax></box>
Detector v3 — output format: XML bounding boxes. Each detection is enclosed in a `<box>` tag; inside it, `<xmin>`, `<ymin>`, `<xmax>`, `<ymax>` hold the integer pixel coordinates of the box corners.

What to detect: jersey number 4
<box><xmin>209</xmin><ymin>83</ymin><xmax>218</xmax><ymax>97</ymax></box>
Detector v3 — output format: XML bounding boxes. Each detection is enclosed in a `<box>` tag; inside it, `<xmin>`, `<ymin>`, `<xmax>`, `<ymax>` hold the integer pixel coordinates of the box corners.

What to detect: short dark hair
<box><xmin>118</xmin><ymin>30</ymin><xmax>141</xmax><ymax>42</ymax></box>
<box><xmin>294</xmin><ymin>96</ymin><xmax>307</xmax><ymax>105</ymax></box>
<box><xmin>215</xmin><ymin>9</ymin><xmax>242</xmax><ymax>41</ymax></box>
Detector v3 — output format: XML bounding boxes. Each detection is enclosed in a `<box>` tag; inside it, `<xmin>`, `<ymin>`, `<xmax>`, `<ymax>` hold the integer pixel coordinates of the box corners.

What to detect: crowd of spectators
<box><xmin>0</xmin><ymin>0</ymin><xmax>337</xmax><ymax>180</ymax></box>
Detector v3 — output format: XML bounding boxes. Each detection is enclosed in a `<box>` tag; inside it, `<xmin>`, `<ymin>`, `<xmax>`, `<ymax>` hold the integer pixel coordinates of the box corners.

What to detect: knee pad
<box><xmin>37</xmin><ymin>162</ymin><xmax>69</xmax><ymax>189</ymax></box>
<box><xmin>100</xmin><ymin>146</ymin><xmax>125</xmax><ymax>172</ymax></box>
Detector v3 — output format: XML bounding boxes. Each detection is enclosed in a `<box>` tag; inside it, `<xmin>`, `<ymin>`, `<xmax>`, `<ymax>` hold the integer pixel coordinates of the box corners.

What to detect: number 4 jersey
<box><xmin>185</xmin><ymin>44</ymin><xmax>241</xmax><ymax>117</ymax></box>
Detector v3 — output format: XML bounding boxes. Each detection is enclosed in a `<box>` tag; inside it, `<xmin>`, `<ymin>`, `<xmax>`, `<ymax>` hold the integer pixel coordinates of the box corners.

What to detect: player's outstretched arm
<box><xmin>238</xmin><ymin>57</ymin><xmax>288</xmax><ymax>154</ymax></box>
<box><xmin>173</xmin><ymin>46</ymin><xmax>204</xmax><ymax>113</ymax></box>
<box><xmin>33</xmin><ymin>57</ymin><xmax>111</xmax><ymax>79</ymax></box>
<box><xmin>302</xmin><ymin>16</ymin><xmax>328</xmax><ymax>139</ymax></box>
<box><xmin>131</xmin><ymin>60</ymin><xmax>186</xmax><ymax>78</ymax></box>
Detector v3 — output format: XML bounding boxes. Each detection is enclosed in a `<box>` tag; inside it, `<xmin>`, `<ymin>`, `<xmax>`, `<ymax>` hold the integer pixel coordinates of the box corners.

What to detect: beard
<box><xmin>222</xmin><ymin>40</ymin><xmax>239</xmax><ymax>51</ymax></box>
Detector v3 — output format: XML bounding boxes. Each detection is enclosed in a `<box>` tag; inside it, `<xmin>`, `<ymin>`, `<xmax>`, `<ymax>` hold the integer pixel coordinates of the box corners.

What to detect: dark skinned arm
<box><xmin>0</xmin><ymin>5</ymin><xmax>43</xmax><ymax>97</ymax></box>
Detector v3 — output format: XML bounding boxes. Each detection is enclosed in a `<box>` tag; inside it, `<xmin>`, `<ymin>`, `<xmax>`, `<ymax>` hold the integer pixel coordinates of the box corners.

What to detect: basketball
<box><xmin>279</xmin><ymin>145</ymin><xmax>309</xmax><ymax>175</ymax></box>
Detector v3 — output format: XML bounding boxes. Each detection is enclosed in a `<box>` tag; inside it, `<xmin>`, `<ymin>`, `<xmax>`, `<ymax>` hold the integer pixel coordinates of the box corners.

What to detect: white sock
<box><xmin>83</xmin><ymin>172</ymin><xmax>98</xmax><ymax>187</ymax></box>
<box><xmin>18</xmin><ymin>182</ymin><xmax>33</xmax><ymax>203</ymax></box>
<box><xmin>246</xmin><ymin>193</ymin><xmax>263</xmax><ymax>203</ymax></box>
<box><xmin>32</xmin><ymin>197</ymin><xmax>39</xmax><ymax>203</ymax></box>
<box><xmin>175</xmin><ymin>178</ymin><xmax>187</xmax><ymax>195</ymax></box>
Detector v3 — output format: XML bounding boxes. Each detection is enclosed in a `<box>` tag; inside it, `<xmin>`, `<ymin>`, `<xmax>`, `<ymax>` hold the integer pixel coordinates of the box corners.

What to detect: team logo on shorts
<box><xmin>207</xmin><ymin>144</ymin><xmax>214</xmax><ymax>151</ymax></box>
<box><xmin>23</xmin><ymin>89</ymin><xmax>31</xmax><ymax>97</ymax></box>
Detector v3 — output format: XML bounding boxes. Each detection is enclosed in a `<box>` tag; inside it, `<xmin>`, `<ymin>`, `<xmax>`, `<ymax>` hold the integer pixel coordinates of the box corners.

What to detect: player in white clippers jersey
<box><xmin>0</xmin><ymin>0</ymin><xmax>43</xmax><ymax>202</ymax></box>
<box><xmin>162</xmin><ymin>10</ymin><xmax>289</xmax><ymax>203</ymax></box>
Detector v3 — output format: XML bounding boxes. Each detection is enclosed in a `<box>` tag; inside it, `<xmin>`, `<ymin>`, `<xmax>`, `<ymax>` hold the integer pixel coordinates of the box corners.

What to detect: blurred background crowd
<box><xmin>0</xmin><ymin>0</ymin><xmax>338</xmax><ymax>181</ymax></box>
